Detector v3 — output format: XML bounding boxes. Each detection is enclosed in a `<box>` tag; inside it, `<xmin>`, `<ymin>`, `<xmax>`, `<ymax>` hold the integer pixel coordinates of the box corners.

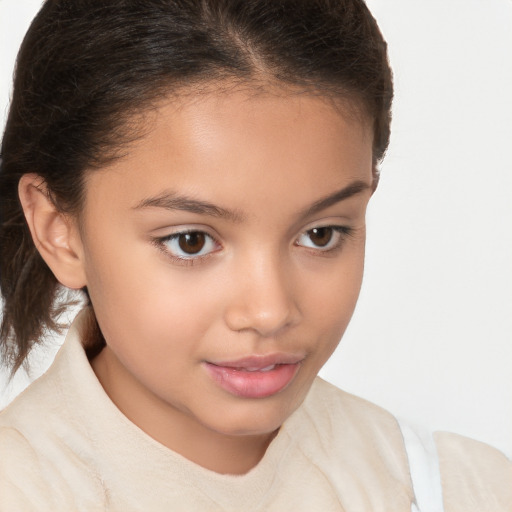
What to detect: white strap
<box><xmin>397</xmin><ymin>420</ymin><xmax>444</xmax><ymax>512</ymax></box>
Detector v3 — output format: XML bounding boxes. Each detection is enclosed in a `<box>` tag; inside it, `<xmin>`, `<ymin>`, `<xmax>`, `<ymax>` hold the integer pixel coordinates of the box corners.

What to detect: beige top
<box><xmin>0</xmin><ymin>313</ymin><xmax>510</xmax><ymax>511</ymax></box>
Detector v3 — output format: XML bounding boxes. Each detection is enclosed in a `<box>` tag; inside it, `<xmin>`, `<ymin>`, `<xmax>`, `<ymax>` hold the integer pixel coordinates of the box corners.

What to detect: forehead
<box><xmin>84</xmin><ymin>87</ymin><xmax>373</xmax><ymax>216</ymax></box>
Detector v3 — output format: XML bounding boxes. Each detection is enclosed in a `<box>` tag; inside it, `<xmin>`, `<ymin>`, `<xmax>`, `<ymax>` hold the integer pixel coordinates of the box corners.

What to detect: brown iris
<box><xmin>308</xmin><ymin>227</ymin><xmax>333</xmax><ymax>247</ymax></box>
<box><xmin>178</xmin><ymin>232</ymin><xmax>206</xmax><ymax>254</ymax></box>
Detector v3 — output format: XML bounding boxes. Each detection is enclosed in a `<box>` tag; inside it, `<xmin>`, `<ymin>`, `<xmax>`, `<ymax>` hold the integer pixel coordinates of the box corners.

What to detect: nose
<box><xmin>223</xmin><ymin>253</ymin><xmax>301</xmax><ymax>337</ymax></box>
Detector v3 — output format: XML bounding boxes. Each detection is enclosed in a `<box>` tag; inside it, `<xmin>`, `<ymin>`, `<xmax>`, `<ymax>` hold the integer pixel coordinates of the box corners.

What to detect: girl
<box><xmin>0</xmin><ymin>1</ymin><xmax>510</xmax><ymax>510</ymax></box>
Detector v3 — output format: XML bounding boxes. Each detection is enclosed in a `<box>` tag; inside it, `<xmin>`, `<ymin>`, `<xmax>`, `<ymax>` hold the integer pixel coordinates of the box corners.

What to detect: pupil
<box><xmin>310</xmin><ymin>227</ymin><xmax>332</xmax><ymax>247</ymax></box>
<box><xmin>178</xmin><ymin>232</ymin><xmax>205</xmax><ymax>254</ymax></box>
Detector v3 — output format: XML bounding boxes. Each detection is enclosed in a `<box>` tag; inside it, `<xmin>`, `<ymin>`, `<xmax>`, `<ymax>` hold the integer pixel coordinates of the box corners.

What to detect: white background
<box><xmin>1</xmin><ymin>0</ymin><xmax>511</xmax><ymax>458</ymax></box>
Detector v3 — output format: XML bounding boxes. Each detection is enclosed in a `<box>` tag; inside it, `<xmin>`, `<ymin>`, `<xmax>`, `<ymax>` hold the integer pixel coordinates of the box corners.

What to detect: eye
<box><xmin>160</xmin><ymin>230</ymin><xmax>220</xmax><ymax>260</ymax></box>
<box><xmin>295</xmin><ymin>226</ymin><xmax>352</xmax><ymax>251</ymax></box>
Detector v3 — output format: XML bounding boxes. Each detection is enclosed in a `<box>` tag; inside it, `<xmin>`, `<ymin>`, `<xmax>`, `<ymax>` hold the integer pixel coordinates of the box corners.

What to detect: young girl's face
<box><xmin>76</xmin><ymin>86</ymin><xmax>373</xmax><ymax>445</ymax></box>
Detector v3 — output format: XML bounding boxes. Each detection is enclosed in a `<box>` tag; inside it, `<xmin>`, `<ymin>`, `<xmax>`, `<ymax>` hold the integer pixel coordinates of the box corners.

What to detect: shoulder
<box><xmin>0</xmin><ymin>399</ymin><xmax>107</xmax><ymax>511</ymax></box>
<box><xmin>0</xmin><ymin>424</ymin><xmax>104</xmax><ymax>511</ymax></box>
<box><xmin>285</xmin><ymin>378</ymin><xmax>415</xmax><ymax>507</ymax></box>
<box><xmin>434</xmin><ymin>431</ymin><xmax>512</xmax><ymax>512</ymax></box>
<box><xmin>301</xmin><ymin>377</ymin><xmax>405</xmax><ymax>443</ymax></box>
<box><xmin>394</xmin><ymin>421</ymin><xmax>512</xmax><ymax>512</ymax></box>
<box><xmin>303</xmin><ymin>376</ymin><xmax>413</xmax><ymax>469</ymax></box>
<box><xmin>0</xmin><ymin>426</ymin><xmax>56</xmax><ymax>510</ymax></box>
<box><xmin>0</xmin><ymin>322</ymin><xmax>107</xmax><ymax>510</ymax></box>
<box><xmin>296</xmin><ymin>379</ymin><xmax>512</xmax><ymax>511</ymax></box>
<box><xmin>0</xmin><ymin>351</ymin><xmax>67</xmax><ymax>449</ymax></box>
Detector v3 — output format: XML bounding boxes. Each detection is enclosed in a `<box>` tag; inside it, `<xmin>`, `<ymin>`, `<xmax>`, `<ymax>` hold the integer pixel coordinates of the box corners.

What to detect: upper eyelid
<box><xmin>296</xmin><ymin>225</ymin><xmax>353</xmax><ymax>241</ymax></box>
<box><xmin>155</xmin><ymin>223</ymin><xmax>352</xmax><ymax>242</ymax></box>
<box><xmin>154</xmin><ymin>230</ymin><xmax>221</xmax><ymax>264</ymax></box>
<box><xmin>296</xmin><ymin>212</ymin><xmax>356</xmax><ymax>229</ymax></box>
<box><xmin>159</xmin><ymin>229</ymin><xmax>220</xmax><ymax>248</ymax></box>
<box><xmin>295</xmin><ymin>226</ymin><xmax>353</xmax><ymax>255</ymax></box>
<box><xmin>155</xmin><ymin>225</ymin><xmax>220</xmax><ymax>240</ymax></box>
<box><xmin>297</xmin><ymin>221</ymin><xmax>353</xmax><ymax>236</ymax></box>
<box><xmin>163</xmin><ymin>228</ymin><xmax>213</xmax><ymax>238</ymax></box>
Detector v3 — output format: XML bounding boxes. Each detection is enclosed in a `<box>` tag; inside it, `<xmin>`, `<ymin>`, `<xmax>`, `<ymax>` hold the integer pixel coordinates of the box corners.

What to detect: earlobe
<box><xmin>18</xmin><ymin>174</ymin><xmax>87</xmax><ymax>290</ymax></box>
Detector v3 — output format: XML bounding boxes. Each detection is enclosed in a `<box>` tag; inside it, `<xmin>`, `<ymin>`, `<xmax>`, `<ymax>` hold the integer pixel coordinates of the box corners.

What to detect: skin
<box><xmin>21</xmin><ymin>86</ymin><xmax>374</xmax><ymax>474</ymax></box>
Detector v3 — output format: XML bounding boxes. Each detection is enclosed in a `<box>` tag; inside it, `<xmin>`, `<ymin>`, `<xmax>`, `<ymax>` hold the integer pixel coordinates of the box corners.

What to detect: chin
<box><xmin>201</xmin><ymin>395</ymin><xmax>301</xmax><ymax>438</ymax></box>
<box><xmin>210</xmin><ymin>419</ymin><xmax>283</xmax><ymax>439</ymax></box>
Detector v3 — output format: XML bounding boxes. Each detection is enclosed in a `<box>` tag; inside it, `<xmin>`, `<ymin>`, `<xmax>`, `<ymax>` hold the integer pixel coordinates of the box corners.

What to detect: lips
<box><xmin>203</xmin><ymin>354</ymin><xmax>304</xmax><ymax>399</ymax></box>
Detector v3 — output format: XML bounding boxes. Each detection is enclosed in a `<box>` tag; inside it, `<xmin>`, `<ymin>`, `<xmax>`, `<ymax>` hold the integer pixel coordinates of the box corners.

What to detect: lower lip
<box><xmin>203</xmin><ymin>362</ymin><xmax>300</xmax><ymax>399</ymax></box>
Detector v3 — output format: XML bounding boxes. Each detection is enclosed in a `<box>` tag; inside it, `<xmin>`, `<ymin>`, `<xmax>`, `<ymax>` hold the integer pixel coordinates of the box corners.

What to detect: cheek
<box><xmin>309</xmin><ymin>247</ymin><xmax>365</xmax><ymax>313</ymax></box>
<box><xmin>82</xmin><ymin>235</ymin><xmax>220</xmax><ymax>358</ymax></box>
<box><xmin>90</xmin><ymin>264</ymin><xmax>220</xmax><ymax>345</ymax></box>
<box><xmin>303</xmin><ymin>249</ymin><xmax>365</xmax><ymax>353</ymax></box>
<box><xmin>84</xmin><ymin>227</ymin><xmax>210</xmax><ymax>314</ymax></box>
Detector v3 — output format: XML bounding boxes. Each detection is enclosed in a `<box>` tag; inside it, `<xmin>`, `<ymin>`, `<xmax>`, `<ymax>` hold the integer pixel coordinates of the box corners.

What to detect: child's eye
<box><xmin>295</xmin><ymin>226</ymin><xmax>352</xmax><ymax>252</ymax></box>
<box><xmin>160</xmin><ymin>230</ymin><xmax>220</xmax><ymax>260</ymax></box>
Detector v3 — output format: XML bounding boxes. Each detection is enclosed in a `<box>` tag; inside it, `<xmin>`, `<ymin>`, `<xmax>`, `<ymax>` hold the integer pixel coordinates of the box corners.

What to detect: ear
<box><xmin>371</xmin><ymin>166</ymin><xmax>380</xmax><ymax>194</ymax></box>
<box><xmin>18</xmin><ymin>174</ymin><xmax>87</xmax><ymax>289</ymax></box>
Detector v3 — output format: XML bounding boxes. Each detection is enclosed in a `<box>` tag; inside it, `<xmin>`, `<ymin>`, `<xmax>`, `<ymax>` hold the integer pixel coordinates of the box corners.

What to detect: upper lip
<box><xmin>207</xmin><ymin>353</ymin><xmax>305</xmax><ymax>370</ymax></box>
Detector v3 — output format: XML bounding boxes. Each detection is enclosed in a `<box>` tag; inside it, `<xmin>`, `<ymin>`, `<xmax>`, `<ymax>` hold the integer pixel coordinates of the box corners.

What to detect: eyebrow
<box><xmin>133</xmin><ymin>192</ymin><xmax>245</xmax><ymax>223</ymax></box>
<box><xmin>299</xmin><ymin>180</ymin><xmax>371</xmax><ymax>219</ymax></box>
<box><xmin>133</xmin><ymin>180</ymin><xmax>371</xmax><ymax>222</ymax></box>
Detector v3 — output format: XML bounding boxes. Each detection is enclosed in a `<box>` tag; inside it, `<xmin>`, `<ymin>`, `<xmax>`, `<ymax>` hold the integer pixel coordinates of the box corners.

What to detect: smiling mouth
<box><xmin>203</xmin><ymin>356</ymin><xmax>303</xmax><ymax>399</ymax></box>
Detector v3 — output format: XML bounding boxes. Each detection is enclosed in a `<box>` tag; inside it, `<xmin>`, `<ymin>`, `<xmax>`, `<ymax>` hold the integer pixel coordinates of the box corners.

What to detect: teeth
<box><xmin>240</xmin><ymin>364</ymin><xmax>276</xmax><ymax>372</ymax></box>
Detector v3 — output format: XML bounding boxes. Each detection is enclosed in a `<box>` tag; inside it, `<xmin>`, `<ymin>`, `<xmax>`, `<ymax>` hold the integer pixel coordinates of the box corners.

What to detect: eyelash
<box><xmin>153</xmin><ymin>230</ymin><xmax>221</xmax><ymax>266</ymax></box>
<box><xmin>153</xmin><ymin>225</ymin><xmax>354</xmax><ymax>266</ymax></box>
<box><xmin>295</xmin><ymin>226</ymin><xmax>354</xmax><ymax>255</ymax></box>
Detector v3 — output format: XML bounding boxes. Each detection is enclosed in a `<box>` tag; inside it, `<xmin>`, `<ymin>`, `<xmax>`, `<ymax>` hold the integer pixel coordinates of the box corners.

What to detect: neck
<box><xmin>90</xmin><ymin>346</ymin><xmax>277</xmax><ymax>474</ymax></box>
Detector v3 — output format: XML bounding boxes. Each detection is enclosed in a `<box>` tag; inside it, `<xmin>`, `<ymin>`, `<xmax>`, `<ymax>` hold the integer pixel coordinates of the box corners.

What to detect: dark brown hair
<box><xmin>0</xmin><ymin>0</ymin><xmax>393</xmax><ymax>373</ymax></box>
